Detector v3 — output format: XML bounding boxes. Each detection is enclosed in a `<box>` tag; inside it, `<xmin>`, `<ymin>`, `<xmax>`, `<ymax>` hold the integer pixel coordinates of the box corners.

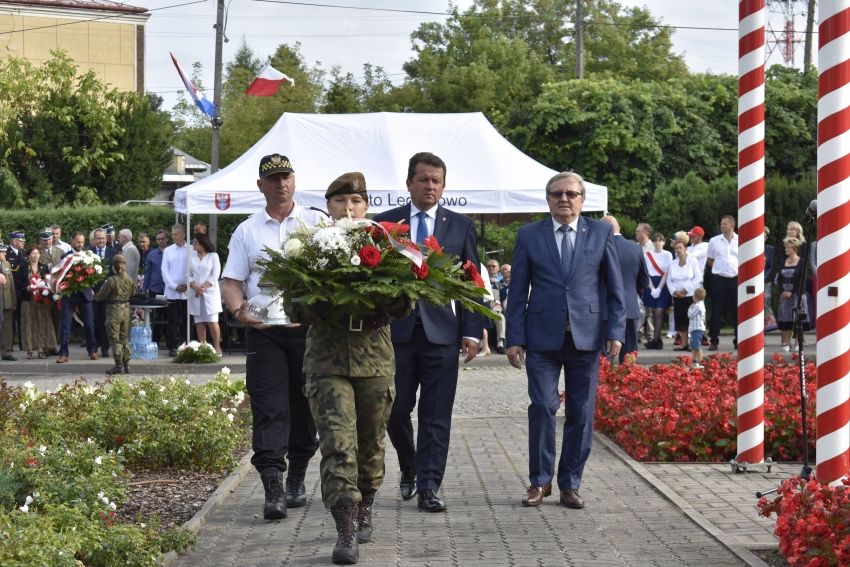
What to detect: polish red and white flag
<box><xmin>245</xmin><ymin>64</ymin><xmax>295</xmax><ymax>96</ymax></box>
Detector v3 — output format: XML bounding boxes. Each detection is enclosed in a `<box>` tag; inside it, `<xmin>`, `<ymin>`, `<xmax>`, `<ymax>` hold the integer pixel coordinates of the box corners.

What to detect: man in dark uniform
<box><xmin>7</xmin><ymin>231</ymin><xmax>26</xmax><ymax>351</ymax></box>
<box><xmin>374</xmin><ymin>152</ymin><xmax>483</xmax><ymax>513</ymax></box>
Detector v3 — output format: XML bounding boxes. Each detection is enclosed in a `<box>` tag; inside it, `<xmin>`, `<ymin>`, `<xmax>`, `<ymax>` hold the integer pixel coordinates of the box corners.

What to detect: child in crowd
<box><xmin>688</xmin><ymin>287</ymin><xmax>707</xmax><ymax>369</ymax></box>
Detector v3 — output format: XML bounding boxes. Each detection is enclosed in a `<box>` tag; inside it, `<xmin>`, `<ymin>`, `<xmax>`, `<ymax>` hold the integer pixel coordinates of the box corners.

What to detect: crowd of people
<box><xmin>0</xmin><ymin>221</ymin><xmax>225</xmax><ymax>373</ymax></box>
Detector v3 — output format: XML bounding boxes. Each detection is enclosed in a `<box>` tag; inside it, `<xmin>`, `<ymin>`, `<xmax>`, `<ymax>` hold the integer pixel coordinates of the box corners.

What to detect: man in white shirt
<box><xmin>222</xmin><ymin>153</ymin><xmax>325</xmax><ymax>521</ymax></box>
<box><xmin>161</xmin><ymin>224</ymin><xmax>189</xmax><ymax>356</ymax></box>
<box><xmin>705</xmin><ymin>215</ymin><xmax>739</xmax><ymax>351</ymax></box>
<box><xmin>51</xmin><ymin>224</ymin><xmax>73</xmax><ymax>254</ymax></box>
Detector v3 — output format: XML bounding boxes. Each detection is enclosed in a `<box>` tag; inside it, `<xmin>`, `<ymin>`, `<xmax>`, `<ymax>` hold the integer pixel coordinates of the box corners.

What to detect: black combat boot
<box><xmin>357</xmin><ymin>491</ymin><xmax>375</xmax><ymax>543</ymax></box>
<box><xmin>106</xmin><ymin>363</ymin><xmax>123</xmax><ymax>375</ymax></box>
<box><xmin>260</xmin><ymin>469</ymin><xmax>287</xmax><ymax>520</ymax></box>
<box><xmin>123</xmin><ymin>359</ymin><xmax>130</xmax><ymax>374</ymax></box>
<box><xmin>285</xmin><ymin>468</ymin><xmax>307</xmax><ymax>508</ymax></box>
<box><xmin>330</xmin><ymin>497</ymin><xmax>359</xmax><ymax>565</ymax></box>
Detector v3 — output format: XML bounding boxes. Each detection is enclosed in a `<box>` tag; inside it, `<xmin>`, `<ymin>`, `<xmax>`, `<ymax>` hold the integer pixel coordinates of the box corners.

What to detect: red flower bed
<box><xmin>595</xmin><ymin>353</ymin><xmax>816</xmax><ymax>462</ymax></box>
<box><xmin>758</xmin><ymin>476</ymin><xmax>850</xmax><ymax>566</ymax></box>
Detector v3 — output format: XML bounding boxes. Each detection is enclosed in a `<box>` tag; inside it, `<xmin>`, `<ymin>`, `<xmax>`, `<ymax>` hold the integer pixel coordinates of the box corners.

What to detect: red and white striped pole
<box><xmin>816</xmin><ymin>0</ymin><xmax>850</xmax><ymax>485</ymax></box>
<box><xmin>735</xmin><ymin>0</ymin><xmax>766</xmax><ymax>467</ymax></box>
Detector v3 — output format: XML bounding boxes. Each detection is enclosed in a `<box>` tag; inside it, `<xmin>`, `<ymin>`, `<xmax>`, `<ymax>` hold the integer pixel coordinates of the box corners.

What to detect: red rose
<box><xmin>58</xmin><ymin>281</ymin><xmax>69</xmax><ymax>290</ymax></box>
<box><xmin>76</xmin><ymin>275</ymin><xmax>85</xmax><ymax>282</ymax></box>
<box><xmin>423</xmin><ymin>235</ymin><xmax>443</xmax><ymax>254</ymax></box>
<box><xmin>85</xmin><ymin>267</ymin><xmax>95</xmax><ymax>275</ymax></box>
<box><xmin>358</xmin><ymin>245</ymin><xmax>382</xmax><ymax>268</ymax></box>
<box><xmin>74</xmin><ymin>265</ymin><xmax>83</xmax><ymax>272</ymax></box>
<box><xmin>463</xmin><ymin>260</ymin><xmax>486</xmax><ymax>288</ymax></box>
<box><xmin>411</xmin><ymin>262</ymin><xmax>429</xmax><ymax>280</ymax></box>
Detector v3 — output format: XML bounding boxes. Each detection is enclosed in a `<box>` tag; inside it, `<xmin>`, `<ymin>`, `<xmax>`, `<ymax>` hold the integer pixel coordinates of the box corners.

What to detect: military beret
<box><xmin>325</xmin><ymin>172</ymin><xmax>367</xmax><ymax>200</ymax></box>
<box><xmin>259</xmin><ymin>153</ymin><xmax>294</xmax><ymax>178</ymax></box>
<box><xmin>101</xmin><ymin>224</ymin><xmax>114</xmax><ymax>235</ymax></box>
<box><xmin>38</xmin><ymin>230</ymin><xmax>53</xmax><ymax>241</ymax></box>
<box><xmin>8</xmin><ymin>231</ymin><xmax>24</xmax><ymax>241</ymax></box>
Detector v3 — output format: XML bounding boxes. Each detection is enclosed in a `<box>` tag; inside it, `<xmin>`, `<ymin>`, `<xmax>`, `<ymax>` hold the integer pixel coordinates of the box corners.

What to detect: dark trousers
<box><xmin>388</xmin><ymin>325</ymin><xmax>460</xmax><ymax>492</ymax></box>
<box><xmin>166</xmin><ymin>299</ymin><xmax>187</xmax><ymax>350</ymax></box>
<box><xmin>94</xmin><ymin>301</ymin><xmax>109</xmax><ymax>355</ymax></box>
<box><xmin>526</xmin><ymin>332</ymin><xmax>599</xmax><ymax>490</ymax></box>
<box><xmin>620</xmin><ymin>318</ymin><xmax>638</xmax><ymax>363</ymax></box>
<box><xmin>709</xmin><ymin>274</ymin><xmax>737</xmax><ymax>346</ymax></box>
<box><xmin>59</xmin><ymin>300</ymin><xmax>95</xmax><ymax>356</ymax></box>
<box><xmin>246</xmin><ymin>326</ymin><xmax>317</xmax><ymax>474</ymax></box>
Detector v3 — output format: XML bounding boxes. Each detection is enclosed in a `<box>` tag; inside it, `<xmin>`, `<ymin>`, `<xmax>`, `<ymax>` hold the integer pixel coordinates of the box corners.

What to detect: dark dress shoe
<box><xmin>399</xmin><ymin>474</ymin><xmax>417</xmax><ymax>501</ymax></box>
<box><xmin>674</xmin><ymin>346</ymin><xmax>689</xmax><ymax>351</ymax></box>
<box><xmin>285</xmin><ymin>475</ymin><xmax>307</xmax><ymax>508</ymax></box>
<box><xmin>707</xmin><ymin>344</ymin><xmax>718</xmax><ymax>351</ymax></box>
<box><xmin>417</xmin><ymin>489</ymin><xmax>446</xmax><ymax>512</ymax></box>
<box><xmin>2</xmin><ymin>354</ymin><xmax>17</xmax><ymax>361</ymax></box>
<box><xmin>496</xmin><ymin>344</ymin><xmax>506</xmax><ymax>355</ymax></box>
<box><xmin>559</xmin><ymin>489</ymin><xmax>584</xmax><ymax>509</ymax></box>
<box><xmin>522</xmin><ymin>483</ymin><xmax>552</xmax><ymax>507</ymax></box>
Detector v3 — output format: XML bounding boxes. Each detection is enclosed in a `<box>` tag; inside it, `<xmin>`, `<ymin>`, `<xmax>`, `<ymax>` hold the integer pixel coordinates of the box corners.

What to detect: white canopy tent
<box><xmin>174</xmin><ymin>112</ymin><xmax>608</xmax><ymax>215</ymax></box>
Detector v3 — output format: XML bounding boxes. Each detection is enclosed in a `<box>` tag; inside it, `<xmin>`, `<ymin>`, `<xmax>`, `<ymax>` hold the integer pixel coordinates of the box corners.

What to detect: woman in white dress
<box><xmin>188</xmin><ymin>233</ymin><xmax>223</xmax><ymax>355</ymax></box>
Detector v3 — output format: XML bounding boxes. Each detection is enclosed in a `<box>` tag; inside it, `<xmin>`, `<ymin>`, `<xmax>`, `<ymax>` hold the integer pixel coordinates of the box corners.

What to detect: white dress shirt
<box><xmin>222</xmin><ymin>204</ymin><xmax>327</xmax><ymax>302</ymax></box>
<box><xmin>161</xmin><ymin>242</ymin><xmax>190</xmax><ymax>300</ymax></box>
<box><xmin>706</xmin><ymin>233</ymin><xmax>739</xmax><ymax>277</ymax></box>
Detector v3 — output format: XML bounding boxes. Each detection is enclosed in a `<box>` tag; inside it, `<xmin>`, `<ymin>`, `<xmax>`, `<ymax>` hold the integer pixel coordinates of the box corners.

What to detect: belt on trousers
<box><xmin>349</xmin><ymin>314</ymin><xmax>389</xmax><ymax>332</ymax></box>
<box><xmin>714</xmin><ymin>274</ymin><xmax>737</xmax><ymax>279</ymax></box>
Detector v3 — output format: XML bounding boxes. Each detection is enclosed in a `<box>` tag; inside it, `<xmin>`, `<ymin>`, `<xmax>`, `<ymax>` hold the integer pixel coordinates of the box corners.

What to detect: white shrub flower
<box><xmin>283</xmin><ymin>237</ymin><xmax>304</xmax><ymax>258</ymax></box>
<box><xmin>95</xmin><ymin>456</ymin><xmax>103</xmax><ymax>465</ymax></box>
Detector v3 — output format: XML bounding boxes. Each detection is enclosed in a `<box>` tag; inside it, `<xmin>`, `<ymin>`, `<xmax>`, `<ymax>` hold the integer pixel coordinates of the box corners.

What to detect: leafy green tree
<box><xmin>0</xmin><ymin>51</ymin><xmax>174</xmax><ymax>207</ymax></box>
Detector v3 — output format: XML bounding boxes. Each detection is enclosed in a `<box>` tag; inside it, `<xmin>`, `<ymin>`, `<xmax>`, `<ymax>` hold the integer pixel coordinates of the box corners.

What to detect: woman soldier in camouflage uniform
<box><xmin>94</xmin><ymin>254</ymin><xmax>137</xmax><ymax>375</ymax></box>
<box><xmin>289</xmin><ymin>172</ymin><xmax>411</xmax><ymax>565</ymax></box>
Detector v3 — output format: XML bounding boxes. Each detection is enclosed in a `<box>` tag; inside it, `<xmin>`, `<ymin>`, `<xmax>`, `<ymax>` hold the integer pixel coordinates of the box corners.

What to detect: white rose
<box><xmin>350</xmin><ymin>255</ymin><xmax>361</xmax><ymax>266</ymax></box>
<box><xmin>283</xmin><ymin>238</ymin><xmax>304</xmax><ymax>258</ymax></box>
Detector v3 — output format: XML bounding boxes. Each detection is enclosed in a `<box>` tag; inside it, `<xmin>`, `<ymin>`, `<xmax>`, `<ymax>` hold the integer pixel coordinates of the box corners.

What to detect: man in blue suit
<box><xmin>506</xmin><ymin>172</ymin><xmax>625</xmax><ymax>510</ymax></box>
<box><xmin>601</xmin><ymin>215</ymin><xmax>649</xmax><ymax>363</ymax></box>
<box><xmin>374</xmin><ymin>152</ymin><xmax>482</xmax><ymax>513</ymax></box>
<box><xmin>90</xmin><ymin>227</ymin><xmax>118</xmax><ymax>358</ymax></box>
<box><xmin>56</xmin><ymin>232</ymin><xmax>98</xmax><ymax>363</ymax></box>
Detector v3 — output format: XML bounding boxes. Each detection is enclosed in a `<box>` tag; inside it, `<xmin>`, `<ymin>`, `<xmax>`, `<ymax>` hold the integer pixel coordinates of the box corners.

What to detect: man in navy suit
<box><xmin>57</xmin><ymin>231</ymin><xmax>98</xmax><ymax>363</ymax></box>
<box><xmin>601</xmin><ymin>215</ymin><xmax>649</xmax><ymax>362</ymax></box>
<box><xmin>374</xmin><ymin>152</ymin><xmax>483</xmax><ymax>513</ymax></box>
<box><xmin>90</xmin><ymin>227</ymin><xmax>118</xmax><ymax>358</ymax></box>
<box><xmin>506</xmin><ymin>172</ymin><xmax>626</xmax><ymax>510</ymax></box>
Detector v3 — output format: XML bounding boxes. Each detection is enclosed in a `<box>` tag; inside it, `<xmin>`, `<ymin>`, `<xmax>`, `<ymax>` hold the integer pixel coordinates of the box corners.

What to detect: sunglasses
<box><xmin>547</xmin><ymin>190</ymin><xmax>582</xmax><ymax>200</ymax></box>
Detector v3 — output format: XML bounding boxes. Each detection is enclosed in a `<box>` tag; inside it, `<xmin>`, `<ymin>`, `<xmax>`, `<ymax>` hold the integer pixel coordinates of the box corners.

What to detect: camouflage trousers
<box><xmin>106</xmin><ymin>304</ymin><xmax>130</xmax><ymax>366</ymax></box>
<box><xmin>304</xmin><ymin>373</ymin><xmax>395</xmax><ymax>509</ymax></box>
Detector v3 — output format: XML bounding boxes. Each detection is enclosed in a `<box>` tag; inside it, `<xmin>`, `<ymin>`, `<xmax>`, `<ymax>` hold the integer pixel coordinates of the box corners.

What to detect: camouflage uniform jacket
<box><xmin>94</xmin><ymin>273</ymin><xmax>137</xmax><ymax>304</ymax></box>
<box><xmin>294</xmin><ymin>298</ymin><xmax>412</xmax><ymax>378</ymax></box>
<box><xmin>0</xmin><ymin>260</ymin><xmax>15</xmax><ymax>311</ymax></box>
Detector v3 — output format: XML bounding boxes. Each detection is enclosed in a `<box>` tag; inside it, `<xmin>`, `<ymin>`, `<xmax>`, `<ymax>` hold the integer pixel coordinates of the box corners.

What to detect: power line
<box><xmin>0</xmin><ymin>0</ymin><xmax>207</xmax><ymax>36</ymax></box>
<box><xmin>250</xmin><ymin>0</ymin><xmax>450</xmax><ymax>16</ymax></box>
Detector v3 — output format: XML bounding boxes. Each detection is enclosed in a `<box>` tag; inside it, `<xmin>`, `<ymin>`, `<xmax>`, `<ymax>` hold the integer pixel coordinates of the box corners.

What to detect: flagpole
<box><xmin>209</xmin><ymin>0</ymin><xmax>225</xmax><ymax>245</ymax></box>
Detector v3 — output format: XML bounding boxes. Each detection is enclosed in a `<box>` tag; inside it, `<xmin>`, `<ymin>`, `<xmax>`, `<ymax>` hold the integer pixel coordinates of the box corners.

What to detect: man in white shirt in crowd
<box><xmin>687</xmin><ymin>226</ymin><xmax>709</xmax><ymax>274</ymax></box>
<box><xmin>51</xmin><ymin>225</ymin><xmax>73</xmax><ymax>254</ymax></box>
<box><xmin>162</xmin><ymin>224</ymin><xmax>189</xmax><ymax>356</ymax></box>
<box><xmin>705</xmin><ymin>215</ymin><xmax>739</xmax><ymax>351</ymax></box>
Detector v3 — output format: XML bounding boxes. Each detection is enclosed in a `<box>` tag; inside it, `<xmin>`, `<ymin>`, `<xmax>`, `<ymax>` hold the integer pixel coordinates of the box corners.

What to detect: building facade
<box><xmin>0</xmin><ymin>0</ymin><xmax>149</xmax><ymax>92</ymax></box>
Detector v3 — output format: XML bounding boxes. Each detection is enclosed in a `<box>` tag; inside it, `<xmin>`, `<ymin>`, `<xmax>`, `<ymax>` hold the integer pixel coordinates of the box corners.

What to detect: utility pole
<box><xmin>803</xmin><ymin>0</ymin><xmax>816</xmax><ymax>70</ymax></box>
<box><xmin>209</xmin><ymin>0</ymin><xmax>225</xmax><ymax>244</ymax></box>
<box><xmin>575</xmin><ymin>0</ymin><xmax>585</xmax><ymax>79</ymax></box>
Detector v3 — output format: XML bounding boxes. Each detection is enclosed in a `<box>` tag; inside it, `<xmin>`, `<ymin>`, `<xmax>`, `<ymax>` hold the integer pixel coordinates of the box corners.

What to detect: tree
<box><xmin>0</xmin><ymin>51</ymin><xmax>175</xmax><ymax>207</ymax></box>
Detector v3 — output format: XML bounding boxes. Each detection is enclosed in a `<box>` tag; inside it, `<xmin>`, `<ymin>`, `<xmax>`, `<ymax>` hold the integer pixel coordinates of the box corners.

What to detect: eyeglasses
<box><xmin>547</xmin><ymin>190</ymin><xmax>582</xmax><ymax>200</ymax></box>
